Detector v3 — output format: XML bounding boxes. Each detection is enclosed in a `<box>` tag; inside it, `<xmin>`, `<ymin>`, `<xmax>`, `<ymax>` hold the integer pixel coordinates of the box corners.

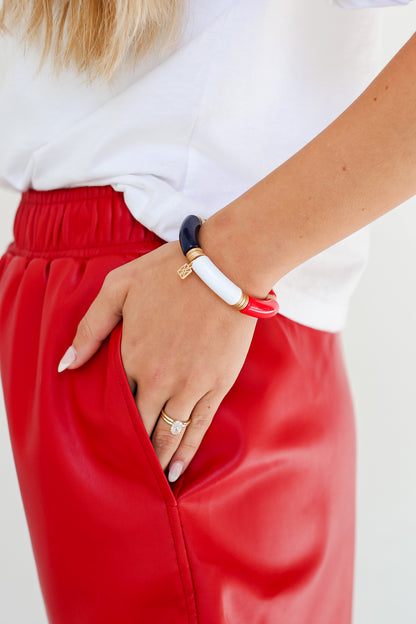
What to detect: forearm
<box><xmin>199</xmin><ymin>31</ymin><xmax>416</xmax><ymax>297</ymax></box>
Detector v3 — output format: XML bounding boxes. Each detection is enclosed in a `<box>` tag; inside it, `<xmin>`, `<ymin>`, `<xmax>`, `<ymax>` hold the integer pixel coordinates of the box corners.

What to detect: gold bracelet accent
<box><xmin>177</xmin><ymin>263</ymin><xmax>193</xmax><ymax>279</ymax></box>
<box><xmin>233</xmin><ymin>292</ymin><xmax>249</xmax><ymax>311</ymax></box>
<box><xmin>186</xmin><ymin>247</ymin><xmax>205</xmax><ymax>263</ymax></box>
<box><xmin>177</xmin><ymin>248</ymin><xmax>206</xmax><ymax>279</ymax></box>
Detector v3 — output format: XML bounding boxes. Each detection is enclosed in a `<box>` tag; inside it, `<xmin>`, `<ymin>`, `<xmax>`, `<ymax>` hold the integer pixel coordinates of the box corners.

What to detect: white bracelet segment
<box><xmin>191</xmin><ymin>255</ymin><xmax>242</xmax><ymax>305</ymax></box>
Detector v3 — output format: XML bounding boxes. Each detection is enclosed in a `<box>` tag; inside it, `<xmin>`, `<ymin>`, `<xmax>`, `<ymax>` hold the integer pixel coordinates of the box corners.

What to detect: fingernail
<box><xmin>58</xmin><ymin>346</ymin><xmax>77</xmax><ymax>373</ymax></box>
<box><xmin>168</xmin><ymin>461</ymin><xmax>184</xmax><ymax>483</ymax></box>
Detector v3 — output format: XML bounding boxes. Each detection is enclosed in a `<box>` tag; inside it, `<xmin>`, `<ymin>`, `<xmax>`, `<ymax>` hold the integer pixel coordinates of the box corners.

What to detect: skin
<box><xmin>59</xmin><ymin>30</ymin><xmax>416</xmax><ymax>483</ymax></box>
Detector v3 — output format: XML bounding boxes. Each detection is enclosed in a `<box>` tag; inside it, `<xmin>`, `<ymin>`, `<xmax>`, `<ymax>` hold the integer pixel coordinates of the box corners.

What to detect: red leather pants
<box><xmin>0</xmin><ymin>186</ymin><xmax>356</xmax><ymax>624</ymax></box>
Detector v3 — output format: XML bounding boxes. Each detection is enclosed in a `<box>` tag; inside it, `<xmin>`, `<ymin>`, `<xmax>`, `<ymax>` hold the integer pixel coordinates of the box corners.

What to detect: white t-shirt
<box><xmin>0</xmin><ymin>0</ymin><xmax>413</xmax><ymax>331</ymax></box>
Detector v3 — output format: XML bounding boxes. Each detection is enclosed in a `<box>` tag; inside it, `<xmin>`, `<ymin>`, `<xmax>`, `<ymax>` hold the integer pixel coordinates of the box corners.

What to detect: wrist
<box><xmin>197</xmin><ymin>205</ymin><xmax>277</xmax><ymax>299</ymax></box>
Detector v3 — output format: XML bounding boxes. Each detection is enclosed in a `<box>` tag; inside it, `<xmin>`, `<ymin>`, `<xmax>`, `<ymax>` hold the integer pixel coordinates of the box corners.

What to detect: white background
<box><xmin>0</xmin><ymin>6</ymin><xmax>416</xmax><ymax>623</ymax></box>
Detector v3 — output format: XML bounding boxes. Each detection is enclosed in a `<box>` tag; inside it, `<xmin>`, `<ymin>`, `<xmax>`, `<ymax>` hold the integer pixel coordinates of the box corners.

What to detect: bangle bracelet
<box><xmin>177</xmin><ymin>215</ymin><xmax>279</xmax><ymax>319</ymax></box>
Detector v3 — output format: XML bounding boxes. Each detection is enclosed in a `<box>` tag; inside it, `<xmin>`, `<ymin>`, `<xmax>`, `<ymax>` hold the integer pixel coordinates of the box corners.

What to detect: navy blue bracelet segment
<box><xmin>179</xmin><ymin>215</ymin><xmax>203</xmax><ymax>255</ymax></box>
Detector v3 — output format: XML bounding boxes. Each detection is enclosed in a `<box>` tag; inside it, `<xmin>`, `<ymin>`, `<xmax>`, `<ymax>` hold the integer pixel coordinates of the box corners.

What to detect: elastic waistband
<box><xmin>8</xmin><ymin>185</ymin><xmax>165</xmax><ymax>258</ymax></box>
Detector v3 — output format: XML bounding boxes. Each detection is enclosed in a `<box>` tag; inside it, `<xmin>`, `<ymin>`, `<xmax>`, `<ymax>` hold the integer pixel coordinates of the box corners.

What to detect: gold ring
<box><xmin>160</xmin><ymin>408</ymin><xmax>191</xmax><ymax>435</ymax></box>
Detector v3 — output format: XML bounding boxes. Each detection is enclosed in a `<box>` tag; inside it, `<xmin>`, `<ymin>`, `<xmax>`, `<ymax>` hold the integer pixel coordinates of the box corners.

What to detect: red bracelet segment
<box><xmin>240</xmin><ymin>289</ymin><xmax>280</xmax><ymax>319</ymax></box>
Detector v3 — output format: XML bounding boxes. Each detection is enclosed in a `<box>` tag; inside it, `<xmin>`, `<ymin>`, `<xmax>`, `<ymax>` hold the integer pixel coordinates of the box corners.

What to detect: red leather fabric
<box><xmin>0</xmin><ymin>186</ymin><xmax>356</xmax><ymax>624</ymax></box>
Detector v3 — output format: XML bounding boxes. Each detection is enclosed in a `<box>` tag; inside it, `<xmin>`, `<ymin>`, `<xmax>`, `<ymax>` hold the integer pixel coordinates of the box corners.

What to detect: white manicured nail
<box><xmin>58</xmin><ymin>346</ymin><xmax>77</xmax><ymax>373</ymax></box>
<box><xmin>168</xmin><ymin>461</ymin><xmax>184</xmax><ymax>483</ymax></box>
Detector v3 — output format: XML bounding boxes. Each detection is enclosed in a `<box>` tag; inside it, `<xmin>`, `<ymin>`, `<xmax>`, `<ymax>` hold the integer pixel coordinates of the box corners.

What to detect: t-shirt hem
<box><xmin>274</xmin><ymin>282</ymin><xmax>349</xmax><ymax>333</ymax></box>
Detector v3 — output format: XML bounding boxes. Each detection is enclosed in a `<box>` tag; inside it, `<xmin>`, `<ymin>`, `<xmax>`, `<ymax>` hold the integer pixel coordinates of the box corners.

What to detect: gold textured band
<box><xmin>186</xmin><ymin>247</ymin><xmax>205</xmax><ymax>264</ymax></box>
<box><xmin>233</xmin><ymin>292</ymin><xmax>250</xmax><ymax>310</ymax></box>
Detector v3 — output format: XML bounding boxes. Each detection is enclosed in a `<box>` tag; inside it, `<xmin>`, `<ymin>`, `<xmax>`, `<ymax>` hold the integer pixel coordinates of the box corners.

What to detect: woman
<box><xmin>0</xmin><ymin>1</ymin><xmax>415</xmax><ymax>623</ymax></box>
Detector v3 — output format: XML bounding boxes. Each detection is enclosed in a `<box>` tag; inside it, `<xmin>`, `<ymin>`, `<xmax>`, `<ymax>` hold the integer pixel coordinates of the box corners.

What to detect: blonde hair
<box><xmin>0</xmin><ymin>0</ymin><xmax>185</xmax><ymax>84</ymax></box>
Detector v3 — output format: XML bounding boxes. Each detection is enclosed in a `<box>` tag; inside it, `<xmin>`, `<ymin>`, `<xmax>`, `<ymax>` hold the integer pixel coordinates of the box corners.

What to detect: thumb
<box><xmin>58</xmin><ymin>270</ymin><xmax>126</xmax><ymax>372</ymax></box>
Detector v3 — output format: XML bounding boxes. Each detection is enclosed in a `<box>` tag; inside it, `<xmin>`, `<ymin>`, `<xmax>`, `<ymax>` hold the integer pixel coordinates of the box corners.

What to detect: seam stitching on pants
<box><xmin>168</xmin><ymin>506</ymin><xmax>199</xmax><ymax>624</ymax></box>
<box><xmin>175</xmin><ymin>504</ymin><xmax>201</xmax><ymax>623</ymax></box>
<box><xmin>5</xmin><ymin>243</ymin><xmax>160</xmax><ymax>259</ymax></box>
<box><xmin>20</xmin><ymin>191</ymin><xmax>123</xmax><ymax>205</ymax></box>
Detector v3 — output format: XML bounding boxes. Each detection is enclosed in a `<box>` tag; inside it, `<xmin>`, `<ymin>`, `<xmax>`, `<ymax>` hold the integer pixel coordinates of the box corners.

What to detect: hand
<box><xmin>58</xmin><ymin>240</ymin><xmax>257</xmax><ymax>482</ymax></box>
